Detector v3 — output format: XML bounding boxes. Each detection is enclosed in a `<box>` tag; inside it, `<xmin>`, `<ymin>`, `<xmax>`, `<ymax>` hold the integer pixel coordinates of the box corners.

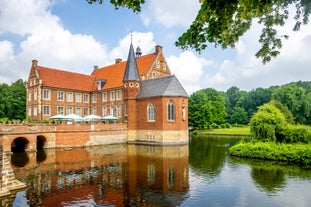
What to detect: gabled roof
<box><xmin>34</xmin><ymin>45</ymin><xmax>163</xmax><ymax>91</ymax></box>
<box><xmin>92</xmin><ymin>53</ymin><xmax>156</xmax><ymax>90</ymax></box>
<box><xmin>123</xmin><ymin>43</ymin><xmax>140</xmax><ymax>82</ymax></box>
<box><xmin>37</xmin><ymin>66</ymin><xmax>96</xmax><ymax>91</ymax></box>
<box><xmin>136</xmin><ymin>75</ymin><xmax>188</xmax><ymax>99</ymax></box>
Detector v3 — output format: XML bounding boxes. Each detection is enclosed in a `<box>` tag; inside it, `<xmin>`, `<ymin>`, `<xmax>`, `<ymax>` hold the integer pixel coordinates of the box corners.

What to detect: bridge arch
<box><xmin>11</xmin><ymin>137</ymin><xmax>29</xmax><ymax>152</ymax></box>
<box><xmin>37</xmin><ymin>135</ymin><xmax>47</xmax><ymax>149</ymax></box>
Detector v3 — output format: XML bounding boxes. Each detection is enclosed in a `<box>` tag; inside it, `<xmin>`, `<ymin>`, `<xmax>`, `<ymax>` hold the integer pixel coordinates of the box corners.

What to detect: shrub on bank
<box><xmin>229</xmin><ymin>141</ymin><xmax>311</xmax><ymax>167</ymax></box>
<box><xmin>279</xmin><ymin>124</ymin><xmax>311</xmax><ymax>144</ymax></box>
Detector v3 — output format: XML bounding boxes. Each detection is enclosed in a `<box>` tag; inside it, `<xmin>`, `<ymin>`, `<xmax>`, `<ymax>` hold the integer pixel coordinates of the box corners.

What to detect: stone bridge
<box><xmin>0</xmin><ymin>123</ymin><xmax>127</xmax><ymax>199</ymax></box>
<box><xmin>0</xmin><ymin>123</ymin><xmax>128</xmax><ymax>152</ymax></box>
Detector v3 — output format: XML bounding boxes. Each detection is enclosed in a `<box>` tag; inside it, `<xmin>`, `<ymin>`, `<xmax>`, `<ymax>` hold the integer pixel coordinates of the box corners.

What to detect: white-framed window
<box><xmin>83</xmin><ymin>94</ymin><xmax>89</xmax><ymax>103</ymax></box>
<box><xmin>116</xmin><ymin>105</ymin><xmax>121</xmax><ymax>117</ymax></box>
<box><xmin>57</xmin><ymin>106</ymin><xmax>64</xmax><ymax>115</ymax></box>
<box><xmin>103</xmin><ymin>106</ymin><xmax>107</xmax><ymax>116</ymax></box>
<box><xmin>116</xmin><ymin>90</ymin><xmax>122</xmax><ymax>100</ymax></box>
<box><xmin>34</xmin><ymin>105</ymin><xmax>37</xmax><ymax>116</ymax></box>
<box><xmin>28</xmin><ymin>92</ymin><xmax>32</xmax><ymax>101</ymax></box>
<box><xmin>148</xmin><ymin>103</ymin><xmax>155</xmax><ymax>121</ymax></box>
<box><xmin>76</xmin><ymin>107</ymin><xmax>81</xmax><ymax>116</ymax></box>
<box><xmin>167</xmin><ymin>100</ymin><xmax>175</xmax><ymax>121</ymax></box>
<box><xmin>110</xmin><ymin>106</ymin><xmax>115</xmax><ymax>116</ymax></box>
<box><xmin>93</xmin><ymin>107</ymin><xmax>97</xmax><ymax>115</ymax></box>
<box><xmin>43</xmin><ymin>89</ymin><xmax>50</xmax><ymax>100</ymax></box>
<box><xmin>67</xmin><ymin>92</ymin><xmax>73</xmax><ymax>102</ymax></box>
<box><xmin>152</xmin><ymin>72</ymin><xmax>156</xmax><ymax>78</ymax></box>
<box><xmin>34</xmin><ymin>89</ymin><xmax>38</xmax><ymax>100</ymax></box>
<box><xmin>93</xmin><ymin>94</ymin><xmax>97</xmax><ymax>103</ymax></box>
<box><xmin>83</xmin><ymin>107</ymin><xmax>89</xmax><ymax>116</ymax></box>
<box><xmin>28</xmin><ymin>106</ymin><xmax>32</xmax><ymax>116</ymax></box>
<box><xmin>76</xmin><ymin>93</ymin><xmax>81</xmax><ymax>102</ymax></box>
<box><xmin>43</xmin><ymin>105</ymin><xmax>50</xmax><ymax>115</ymax></box>
<box><xmin>67</xmin><ymin>106</ymin><xmax>73</xmax><ymax>115</ymax></box>
<box><xmin>102</xmin><ymin>92</ymin><xmax>107</xmax><ymax>102</ymax></box>
<box><xmin>110</xmin><ymin>91</ymin><xmax>115</xmax><ymax>101</ymax></box>
<box><xmin>58</xmin><ymin>91</ymin><xmax>64</xmax><ymax>101</ymax></box>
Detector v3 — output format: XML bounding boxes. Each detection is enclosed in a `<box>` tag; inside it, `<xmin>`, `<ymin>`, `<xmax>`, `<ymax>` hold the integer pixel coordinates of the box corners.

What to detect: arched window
<box><xmin>148</xmin><ymin>103</ymin><xmax>155</xmax><ymax>121</ymax></box>
<box><xmin>167</xmin><ymin>100</ymin><xmax>175</xmax><ymax>121</ymax></box>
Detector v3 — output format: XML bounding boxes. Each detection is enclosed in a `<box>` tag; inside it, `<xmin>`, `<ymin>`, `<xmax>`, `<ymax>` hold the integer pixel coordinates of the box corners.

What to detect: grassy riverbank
<box><xmin>192</xmin><ymin>127</ymin><xmax>311</xmax><ymax>167</ymax></box>
<box><xmin>193</xmin><ymin>126</ymin><xmax>250</xmax><ymax>135</ymax></box>
<box><xmin>229</xmin><ymin>141</ymin><xmax>311</xmax><ymax>167</ymax></box>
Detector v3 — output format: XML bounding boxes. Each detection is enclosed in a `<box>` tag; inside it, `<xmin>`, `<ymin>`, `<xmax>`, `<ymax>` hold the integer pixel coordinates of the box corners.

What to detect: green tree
<box><xmin>88</xmin><ymin>0</ymin><xmax>311</xmax><ymax>63</ymax></box>
<box><xmin>0</xmin><ymin>79</ymin><xmax>26</xmax><ymax>120</ymax></box>
<box><xmin>0</xmin><ymin>83</ymin><xmax>10</xmax><ymax>118</ymax></box>
<box><xmin>189</xmin><ymin>88</ymin><xmax>226</xmax><ymax>128</ymax></box>
<box><xmin>226</xmin><ymin>86</ymin><xmax>242</xmax><ymax>112</ymax></box>
<box><xmin>238</xmin><ymin>87</ymin><xmax>272</xmax><ymax>120</ymax></box>
<box><xmin>250</xmin><ymin>103</ymin><xmax>287</xmax><ymax>141</ymax></box>
<box><xmin>229</xmin><ymin>106</ymin><xmax>249</xmax><ymax>125</ymax></box>
<box><xmin>269</xmin><ymin>99</ymin><xmax>294</xmax><ymax>124</ymax></box>
<box><xmin>272</xmin><ymin>83</ymin><xmax>311</xmax><ymax>124</ymax></box>
<box><xmin>87</xmin><ymin>0</ymin><xmax>145</xmax><ymax>12</ymax></box>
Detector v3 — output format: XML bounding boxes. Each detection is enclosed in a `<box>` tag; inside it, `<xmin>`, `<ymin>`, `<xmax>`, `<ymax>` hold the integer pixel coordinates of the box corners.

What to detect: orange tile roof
<box><xmin>92</xmin><ymin>53</ymin><xmax>156</xmax><ymax>89</ymax></box>
<box><xmin>37</xmin><ymin>52</ymin><xmax>156</xmax><ymax>91</ymax></box>
<box><xmin>37</xmin><ymin>66</ymin><xmax>96</xmax><ymax>91</ymax></box>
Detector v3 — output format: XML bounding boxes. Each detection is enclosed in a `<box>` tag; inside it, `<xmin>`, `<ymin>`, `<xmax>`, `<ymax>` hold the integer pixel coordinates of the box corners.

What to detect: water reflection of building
<box><xmin>11</xmin><ymin>144</ymin><xmax>189</xmax><ymax>206</ymax></box>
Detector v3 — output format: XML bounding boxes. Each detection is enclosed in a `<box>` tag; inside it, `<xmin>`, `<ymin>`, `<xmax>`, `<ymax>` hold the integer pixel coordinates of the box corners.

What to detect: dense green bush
<box><xmin>210</xmin><ymin>123</ymin><xmax>219</xmax><ymax>129</ymax></box>
<box><xmin>279</xmin><ymin>124</ymin><xmax>311</xmax><ymax>144</ymax></box>
<box><xmin>249</xmin><ymin>103</ymin><xmax>286</xmax><ymax>142</ymax></box>
<box><xmin>229</xmin><ymin>141</ymin><xmax>311</xmax><ymax>167</ymax></box>
<box><xmin>220</xmin><ymin>123</ymin><xmax>231</xmax><ymax>128</ymax></box>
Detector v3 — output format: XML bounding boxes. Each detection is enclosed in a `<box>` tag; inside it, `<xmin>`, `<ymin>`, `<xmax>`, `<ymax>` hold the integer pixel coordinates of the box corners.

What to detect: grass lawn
<box><xmin>196</xmin><ymin>126</ymin><xmax>250</xmax><ymax>135</ymax></box>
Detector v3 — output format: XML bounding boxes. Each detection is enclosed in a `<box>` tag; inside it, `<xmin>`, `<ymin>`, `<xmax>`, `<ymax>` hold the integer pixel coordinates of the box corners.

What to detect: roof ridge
<box><xmin>39</xmin><ymin>66</ymin><xmax>92</xmax><ymax>77</ymax></box>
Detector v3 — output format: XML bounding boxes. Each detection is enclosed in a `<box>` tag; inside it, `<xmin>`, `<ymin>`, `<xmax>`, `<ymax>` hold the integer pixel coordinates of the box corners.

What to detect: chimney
<box><xmin>32</xmin><ymin>59</ymin><xmax>38</xmax><ymax>67</ymax></box>
<box><xmin>155</xmin><ymin>45</ymin><xmax>162</xmax><ymax>54</ymax></box>
<box><xmin>115</xmin><ymin>58</ymin><xmax>122</xmax><ymax>64</ymax></box>
<box><xmin>93</xmin><ymin>65</ymin><xmax>99</xmax><ymax>71</ymax></box>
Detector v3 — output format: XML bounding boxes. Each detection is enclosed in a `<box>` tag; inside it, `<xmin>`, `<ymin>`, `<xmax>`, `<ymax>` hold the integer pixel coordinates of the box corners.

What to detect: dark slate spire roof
<box><xmin>137</xmin><ymin>75</ymin><xmax>188</xmax><ymax>99</ymax></box>
<box><xmin>123</xmin><ymin>43</ymin><xmax>140</xmax><ymax>82</ymax></box>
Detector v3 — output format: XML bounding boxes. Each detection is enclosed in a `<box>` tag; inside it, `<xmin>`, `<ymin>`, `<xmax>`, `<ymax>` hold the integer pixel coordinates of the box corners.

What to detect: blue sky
<box><xmin>1</xmin><ymin>0</ymin><xmax>311</xmax><ymax>94</ymax></box>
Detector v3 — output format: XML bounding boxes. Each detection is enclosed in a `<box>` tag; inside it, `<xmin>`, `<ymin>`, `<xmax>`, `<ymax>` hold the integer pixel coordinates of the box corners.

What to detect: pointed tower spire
<box><xmin>123</xmin><ymin>43</ymin><xmax>140</xmax><ymax>82</ymax></box>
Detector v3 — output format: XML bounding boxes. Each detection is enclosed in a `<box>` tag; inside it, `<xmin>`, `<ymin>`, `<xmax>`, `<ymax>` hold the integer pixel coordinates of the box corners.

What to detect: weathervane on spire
<box><xmin>130</xmin><ymin>31</ymin><xmax>133</xmax><ymax>44</ymax></box>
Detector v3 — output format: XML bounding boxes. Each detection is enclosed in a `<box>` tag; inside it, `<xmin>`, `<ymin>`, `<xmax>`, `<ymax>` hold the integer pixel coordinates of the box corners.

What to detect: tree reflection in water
<box><xmin>189</xmin><ymin>135</ymin><xmax>239</xmax><ymax>176</ymax></box>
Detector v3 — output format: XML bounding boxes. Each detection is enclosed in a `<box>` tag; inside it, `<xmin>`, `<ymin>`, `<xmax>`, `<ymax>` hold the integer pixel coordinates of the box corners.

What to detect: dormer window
<box><xmin>96</xmin><ymin>79</ymin><xmax>106</xmax><ymax>91</ymax></box>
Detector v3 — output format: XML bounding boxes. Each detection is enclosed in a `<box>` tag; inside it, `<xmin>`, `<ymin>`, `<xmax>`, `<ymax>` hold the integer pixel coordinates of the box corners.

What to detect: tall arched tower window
<box><xmin>167</xmin><ymin>100</ymin><xmax>175</xmax><ymax>121</ymax></box>
<box><xmin>148</xmin><ymin>103</ymin><xmax>155</xmax><ymax>121</ymax></box>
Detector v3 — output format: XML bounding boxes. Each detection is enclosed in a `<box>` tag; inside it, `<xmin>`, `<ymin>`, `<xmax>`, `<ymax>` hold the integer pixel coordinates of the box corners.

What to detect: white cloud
<box><xmin>200</xmin><ymin>9</ymin><xmax>311</xmax><ymax>92</ymax></box>
<box><xmin>0</xmin><ymin>40</ymin><xmax>14</xmax><ymax>61</ymax></box>
<box><xmin>111</xmin><ymin>32</ymin><xmax>156</xmax><ymax>62</ymax></box>
<box><xmin>167</xmin><ymin>51</ymin><xmax>213</xmax><ymax>94</ymax></box>
<box><xmin>141</xmin><ymin>0</ymin><xmax>200</xmax><ymax>28</ymax></box>
<box><xmin>0</xmin><ymin>0</ymin><xmax>161</xmax><ymax>85</ymax></box>
<box><xmin>0</xmin><ymin>0</ymin><xmax>59</xmax><ymax>36</ymax></box>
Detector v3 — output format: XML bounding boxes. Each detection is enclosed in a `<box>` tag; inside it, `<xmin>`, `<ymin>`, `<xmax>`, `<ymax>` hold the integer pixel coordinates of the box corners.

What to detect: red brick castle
<box><xmin>26</xmin><ymin>44</ymin><xmax>189</xmax><ymax>144</ymax></box>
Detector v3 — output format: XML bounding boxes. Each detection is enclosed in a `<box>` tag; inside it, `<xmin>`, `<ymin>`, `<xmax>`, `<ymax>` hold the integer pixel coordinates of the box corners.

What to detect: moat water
<box><xmin>6</xmin><ymin>136</ymin><xmax>311</xmax><ymax>206</ymax></box>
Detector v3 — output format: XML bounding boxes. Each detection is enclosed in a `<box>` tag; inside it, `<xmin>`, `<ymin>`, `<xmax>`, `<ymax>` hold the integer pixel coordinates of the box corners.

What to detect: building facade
<box><xmin>26</xmin><ymin>44</ymin><xmax>189</xmax><ymax>144</ymax></box>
